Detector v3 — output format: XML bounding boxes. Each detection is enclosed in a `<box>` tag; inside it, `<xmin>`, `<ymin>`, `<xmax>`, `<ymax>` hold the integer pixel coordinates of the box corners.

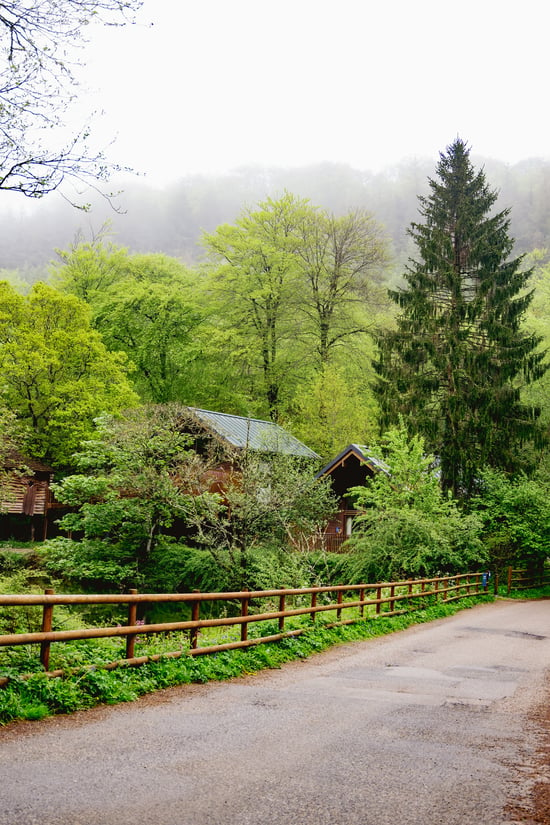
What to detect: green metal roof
<box><xmin>187</xmin><ymin>408</ymin><xmax>320</xmax><ymax>458</ymax></box>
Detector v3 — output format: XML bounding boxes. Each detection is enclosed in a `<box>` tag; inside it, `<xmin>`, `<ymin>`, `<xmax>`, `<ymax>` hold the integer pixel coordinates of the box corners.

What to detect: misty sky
<box><xmin>63</xmin><ymin>0</ymin><xmax>550</xmax><ymax>182</ymax></box>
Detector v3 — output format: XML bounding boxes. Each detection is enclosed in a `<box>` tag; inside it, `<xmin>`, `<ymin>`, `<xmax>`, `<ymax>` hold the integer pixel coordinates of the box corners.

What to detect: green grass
<box><xmin>497</xmin><ymin>583</ymin><xmax>550</xmax><ymax>600</ymax></box>
<box><xmin>0</xmin><ymin>594</ymin><xmax>492</xmax><ymax>726</ymax></box>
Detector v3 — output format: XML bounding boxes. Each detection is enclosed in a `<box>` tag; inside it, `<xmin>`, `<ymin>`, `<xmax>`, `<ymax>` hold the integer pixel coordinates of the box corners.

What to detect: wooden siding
<box><xmin>1</xmin><ymin>476</ymin><xmax>51</xmax><ymax>516</ymax></box>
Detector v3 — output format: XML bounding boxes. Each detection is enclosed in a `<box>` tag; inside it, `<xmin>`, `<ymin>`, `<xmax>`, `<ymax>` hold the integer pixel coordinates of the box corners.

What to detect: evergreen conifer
<box><xmin>375</xmin><ymin>138</ymin><xmax>546</xmax><ymax>498</ymax></box>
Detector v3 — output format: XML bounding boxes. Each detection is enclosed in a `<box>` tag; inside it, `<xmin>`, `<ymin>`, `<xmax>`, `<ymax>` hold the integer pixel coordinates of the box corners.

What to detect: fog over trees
<box><xmin>2</xmin><ymin>147</ymin><xmax>550</xmax><ymax>470</ymax></box>
<box><xmin>1</xmin><ymin>156</ymin><xmax>550</xmax><ymax>282</ymax></box>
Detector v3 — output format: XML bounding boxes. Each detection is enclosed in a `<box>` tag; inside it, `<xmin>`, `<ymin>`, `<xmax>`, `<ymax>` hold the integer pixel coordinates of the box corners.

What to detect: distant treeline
<box><xmin>2</xmin><ymin>155</ymin><xmax>550</xmax><ymax>280</ymax></box>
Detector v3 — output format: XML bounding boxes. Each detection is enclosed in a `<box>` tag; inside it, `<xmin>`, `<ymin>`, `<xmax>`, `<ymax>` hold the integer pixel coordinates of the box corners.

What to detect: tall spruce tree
<box><xmin>375</xmin><ymin>138</ymin><xmax>546</xmax><ymax>498</ymax></box>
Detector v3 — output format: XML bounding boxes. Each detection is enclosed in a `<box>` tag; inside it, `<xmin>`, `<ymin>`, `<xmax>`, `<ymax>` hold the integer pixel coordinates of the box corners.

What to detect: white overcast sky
<box><xmin>73</xmin><ymin>0</ymin><xmax>550</xmax><ymax>182</ymax></box>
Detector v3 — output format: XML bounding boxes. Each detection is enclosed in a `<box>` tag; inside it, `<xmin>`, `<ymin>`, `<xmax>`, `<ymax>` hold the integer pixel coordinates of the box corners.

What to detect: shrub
<box><xmin>470</xmin><ymin>468</ymin><xmax>550</xmax><ymax>570</ymax></box>
<box><xmin>343</xmin><ymin>508</ymin><xmax>486</xmax><ymax>583</ymax></box>
<box><xmin>343</xmin><ymin>422</ymin><xmax>487</xmax><ymax>582</ymax></box>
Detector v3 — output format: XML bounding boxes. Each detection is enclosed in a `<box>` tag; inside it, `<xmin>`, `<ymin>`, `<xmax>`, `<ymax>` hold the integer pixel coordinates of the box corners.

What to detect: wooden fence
<box><xmin>0</xmin><ymin>572</ymin><xmax>490</xmax><ymax>683</ymax></box>
<box><xmin>506</xmin><ymin>563</ymin><xmax>550</xmax><ymax>594</ymax></box>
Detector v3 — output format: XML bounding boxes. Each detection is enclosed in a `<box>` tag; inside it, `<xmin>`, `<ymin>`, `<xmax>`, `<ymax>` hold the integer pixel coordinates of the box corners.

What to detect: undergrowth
<box><xmin>498</xmin><ymin>584</ymin><xmax>550</xmax><ymax>600</ymax></box>
<box><xmin>0</xmin><ymin>595</ymin><xmax>492</xmax><ymax>726</ymax></box>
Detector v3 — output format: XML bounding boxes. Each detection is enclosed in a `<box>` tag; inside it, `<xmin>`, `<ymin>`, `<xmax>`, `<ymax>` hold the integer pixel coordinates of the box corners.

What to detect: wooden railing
<box><xmin>0</xmin><ymin>572</ymin><xmax>490</xmax><ymax>682</ymax></box>
<box><xmin>318</xmin><ymin>534</ymin><xmax>348</xmax><ymax>553</ymax></box>
<box><xmin>506</xmin><ymin>564</ymin><xmax>550</xmax><ymax>594</ymax></box>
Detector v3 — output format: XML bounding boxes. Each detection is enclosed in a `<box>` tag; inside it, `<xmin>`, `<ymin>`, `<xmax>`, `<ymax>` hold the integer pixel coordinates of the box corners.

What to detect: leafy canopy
<box><xmin>43</xmin><ymin>405</ymin><xmax>215</xmax><ymax>591</ymax></box>
<box><xmin>470</xmin><ymin>468</ymin><xmax>550</xmax><ymax>571</ymax></box>
<box><xmin>53</xmin><ymin>238</ymin><xmax>205</xmax><ymax>403</ymax></box>
<box><xmin>344</xmin><ymin>422</ymin><xmax>486</xmax><ymax>582</ymax></box>
<box><xmin>0</xmin><ymin>281</ymin><xmax>137</xmax><ymax>465</ymax></box>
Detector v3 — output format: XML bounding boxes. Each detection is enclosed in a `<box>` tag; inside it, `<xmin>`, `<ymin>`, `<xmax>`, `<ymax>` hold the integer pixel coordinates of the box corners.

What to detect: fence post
<box><xmin>336</xmin><ymin>590</ymin><xmax>343</xmax><ymax>621</ymax></box>
<box><xmin>190</xmin><ymin>590</ymin><xmax>201</xmax><ymax>650</ymax></box>
<box><xmin>40</xmin><ymin>588</ymin><xmax>55</xmax><ymax>671</ymax></box>
<box><xmin>376</xmin><ymin>585</ymin><xmax>382</xmax><ymax>615</ymax></box>
<box><xmin>389</xmin><ymin>584</ymin><xmax>395</xmax><ymax>614</ymax></box>
<box><xmin>507</xmin><ymin>566</ymin><xmax>513</xmax><ymax>595</ymax></box>
<box><xmin>359</xmin><ymin>587</ymin><xmax>365</xmax><ymax>618</ymax></box>
<box><xmin>278</xmin><ymin>591</ymin><xmax>285</xmax><ymax>632</ymax></box>
<box><xmin>125</xmin><ymin>589</ymin><xmax>138</xmax><ymax>660</ymax></box>
<box><xmin>310</xmin><ymin>591</ymin><xmax>317</xmax><ymax>623</ymax></box>
<box><xmin>240</xmin><ymin>597</ymin><xmax>249</xmax><ymax>642</ymax></box>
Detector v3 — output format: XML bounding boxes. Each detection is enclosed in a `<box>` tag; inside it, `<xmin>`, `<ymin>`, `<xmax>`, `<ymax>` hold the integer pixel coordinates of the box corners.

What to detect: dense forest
<box><xmin>3</xmin><ymin>152</ymin><xmax>550</xmax><ymax>461</ymax></box>
<box><xmin>2</xmin><ymin>144</ymin><xmax>550</xmax><ymax>595</ymax></box>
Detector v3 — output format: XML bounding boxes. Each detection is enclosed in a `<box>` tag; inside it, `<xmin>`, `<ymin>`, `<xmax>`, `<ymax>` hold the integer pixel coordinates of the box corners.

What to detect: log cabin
<box><xmin>0</xmin><ymin>452</ymin><xmax>56</xmax><ymax>541</ymax></box>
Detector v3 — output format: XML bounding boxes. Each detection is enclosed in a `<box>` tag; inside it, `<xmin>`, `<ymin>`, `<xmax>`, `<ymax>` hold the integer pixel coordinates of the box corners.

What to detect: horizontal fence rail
<box><xmin>0</xmin><ymin>573</ymin><xmax>492</xmax><ymax>684</ymax></box>
<box><xmin>506</xmin><ymin>564</ymin><xmax>550</xmax><ymax>594</ymax></box>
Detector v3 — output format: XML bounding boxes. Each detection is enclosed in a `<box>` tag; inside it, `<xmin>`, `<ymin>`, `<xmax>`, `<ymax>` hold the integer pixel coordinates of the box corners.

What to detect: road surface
<box><xmin>0</xmin><ymin>599</ymin><xmax>549</xmax><ymax>824</ymax></box>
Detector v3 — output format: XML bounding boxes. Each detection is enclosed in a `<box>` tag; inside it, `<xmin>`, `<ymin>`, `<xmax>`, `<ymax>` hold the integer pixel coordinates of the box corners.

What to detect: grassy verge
<box><xmin>0</xmin><ymin>594</ymin><xmax>492</xmax><ymax>726</ymax></box>
<box><xmin>497</xmin><ymin>584</ymin><xmax>550</xmax><ymax>600</ymax></box>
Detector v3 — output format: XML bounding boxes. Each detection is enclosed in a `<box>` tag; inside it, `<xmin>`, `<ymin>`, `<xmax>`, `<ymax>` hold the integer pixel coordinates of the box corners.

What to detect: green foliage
<box><xmin>287</xmin><ymin>362</ymin><xmax>379</xmax><ymax>460</ymax></box>
<box><xmin>0</xmin><ymin>568</ymin><xmax>84</xmax><ymax>647</ymax></box>
<box><xmin>202</xmin><ymin>192</ymin><xmax>391</xmax><ymax>424</ymax></box>
<box><xmin>42</xmin><ymin>405</ymin><xmax>217</xmax><ymax>591</ymax></box>
<box><xmin>344</xmin><ymin>508</ymin><xmax>485</xmax><ymax>583</ymax></box>
<box><xmin>145</xmin><ymin>543</ymin><xmax>314</xmax><ymax>598</ymax></box>
<box><xmin>38</xmin><ymin>405</ymin><xmax>335</xmax><ymax>595</ymax></box>
<box><xmin>344</xmin><ymin>422</ymin><xmax>486</xmax><ymax>581</ymax></box>
<box><xmin>0</xmin><ymin>571</ymin><xmax>44</xmax><ymax>636</ymax></box>
<box><xmin>51</xmin><ymin>236</ymin><xmax>133</xmax><ymax>302</ymax></box>
<box><xmin>294</xmin><ymin>207</ymin><xmax>390</xmax><ymax>365</ymax></box>
<box><xmin>0</xmin><ymin>281</ymin><xmax>138</xmax><ymax>466</ymax></box>
<box><xmin>40</xmin><ymin>536</ymin><xmax>139</xmax><ymax>592</ymax></box>
<box><xmin>53</xmin><ymin>238</ymin><xmax>205</xmax><ymax>403</ymax></box>
<box><xmin>303</xmin><ymin>551</ymin><xmax>348</xmax><ymax>586</ymax></box>
<box><xmin>469</xmin><ymin>468</ymin><xmax>550</xmax><ymax>570</ymax></box>
<box><xmin>0</xmin><ymin>551</ymin><xmax>28</xmax><ymax>575</ymax></box>
<box><xmin>189</xmin><ymin>451</ymin><xmax>337</xmax><ymax>590</ymax></box>
<box><xmin>375</xmin><ymin>139</ymin><xmax>547</xmax><ymax>498</ymax></box>
<box><xmin>203</xmin><ymin>192</ymin><xmax>312</xmax><ymax>419</ymax></box>
<box><xmin>522</xmin><ymin>250</ymin><xmax>550</xmax><ymax>426</ymax></box>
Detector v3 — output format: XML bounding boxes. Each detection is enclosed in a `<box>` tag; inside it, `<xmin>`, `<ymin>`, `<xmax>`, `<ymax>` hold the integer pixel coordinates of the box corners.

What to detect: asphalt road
<box><xmin>1</xmin><ymin>599</ymin><xmax>549</xmax><ymax>825</ymax></box>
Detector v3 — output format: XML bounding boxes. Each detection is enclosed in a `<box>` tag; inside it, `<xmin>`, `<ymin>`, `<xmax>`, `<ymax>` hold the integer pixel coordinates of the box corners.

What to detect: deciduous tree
<box><xmin>0</xmin><ymin>281</ymin><xmax>137</xmax><ymax>465</ymax></box>
<box><xmin>344</xmin><ymin>422</ymin><xmax>485</xmax><ymax>581</ymax></box>
<box><xmin>203</xmin><ymin>192</ymin><xmax>310</xmax><ymax>419</ymax></box>
<box><xmin>43</xmin><ymin>405</ymin><xmax>215</xmax><ymax>591</ymax></box>
<box><xmin>202</xmin><ymin>193</ymin><xmax>391</xmax><ymax>423</ymax></box>
<box><xmin>53</xmin><ymin>239</ymin><xmax>204</xmax><ymax>403</ymax></box>
<box><xmin>288</xmin><ymin>363</ymin><xmax>378</xmax><ymax>460</ymax></box>
<box><xmin>297</xmin><ymin>209</ymin><xmax>389</xmax><ymax>364</ymax></box>
<box><xmin>189</xmin><ymin>449</ymin><xmax>337</xmax><ymax>591</ymax></box>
